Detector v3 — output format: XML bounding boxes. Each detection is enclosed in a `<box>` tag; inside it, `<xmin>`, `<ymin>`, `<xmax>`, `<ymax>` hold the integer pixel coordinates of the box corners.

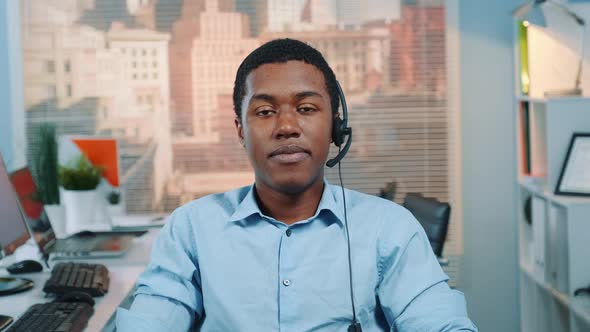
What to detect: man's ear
<box><xmin>235</xmin><ymin>118</ymin><xmax>245</xmax><ymax>146</ymax></box>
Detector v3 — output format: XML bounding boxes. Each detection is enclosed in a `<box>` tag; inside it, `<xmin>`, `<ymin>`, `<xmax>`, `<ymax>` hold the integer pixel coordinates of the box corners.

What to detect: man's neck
<box><xmin>254</xmin><ymin>177</ymin><xmax>325</xmax><ymax>225</ymax></box>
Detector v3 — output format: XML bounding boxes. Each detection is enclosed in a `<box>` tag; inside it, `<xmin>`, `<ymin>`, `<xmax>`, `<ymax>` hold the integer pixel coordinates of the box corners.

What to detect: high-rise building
<box><xmin>22</xmin><ymin>24</ymin><xmax>107</xmax><ymax>109</ymax></box>
<box><xmin>262</xmin><ymin>27</ymin><xmax>391</xmax><ymax>95</ymax></box>
<box><xmin>388</xmin><ymin>2</ymin><xmax>445</xmax><ymax>94</ymax></box>
<box><xmin>337</xmin><ymin>0</ymin><xmax>400</xmax><ymax>27</ymax></box>
<box><xmin>301</xmin><ymin>0</ymin><xmax>337</xmax><ymax>28</ymax></box>
<box><xmin>187</xmin><ymin>0</ymin><xmax>258</xmax><ymax>143</ymax></box>
<box><xmin>169</xmin><ymin>0</ymin><xmax>204</xmax><ymax>135</ymax></box>
<box><xmin>262</xmin><ymin>0</ymin><xmax>306</xmax><ymax>32</ymax></box>
<box><xmin>106</xmin><ymin>23</ymin><xmax>173</xmax><ymax>203</ymax></box>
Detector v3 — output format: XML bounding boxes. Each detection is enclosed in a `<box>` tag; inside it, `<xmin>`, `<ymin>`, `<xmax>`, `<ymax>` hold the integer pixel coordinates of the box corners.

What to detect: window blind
<box><xmin>21</xmin><ymin>0</ymin><xmax>459</xmax><ymax>281</ymax></box>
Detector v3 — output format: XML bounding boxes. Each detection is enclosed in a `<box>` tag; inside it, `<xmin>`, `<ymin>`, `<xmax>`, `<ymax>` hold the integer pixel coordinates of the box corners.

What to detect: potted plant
<box><xmin>30</xmin><ymin>123</ymin><xmax>66</xmax><ymax>235</ymax></box>
<box><xmin>59</xmin><ymin>155</ymin><xmax>104</xmax><ymax>233</ymax></box>
<box><xmin>106</xmin><ymin>190</ymin><xmax>125</xmax><ymax>217</ymax></box>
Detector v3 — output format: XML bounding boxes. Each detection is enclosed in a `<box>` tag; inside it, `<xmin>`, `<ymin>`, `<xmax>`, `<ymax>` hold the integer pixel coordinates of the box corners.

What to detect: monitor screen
<box><xmin>0</xmin><ymin>155</ymin><xmax>30</xmax><ymax>257</ymax></box>
<box><xmin>9</xmin><ymin>168</ymin><xmax>56</xmax><ymax>254</ymax></box>
<box><xmin>9</xmin><ymin>168</ymin><xmax>43</xmax><ymax>220</ymax></box>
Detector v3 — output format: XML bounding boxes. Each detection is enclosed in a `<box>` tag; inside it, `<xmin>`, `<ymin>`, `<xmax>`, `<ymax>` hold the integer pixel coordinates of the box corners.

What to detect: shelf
<box><xmin>516</xmin><ymin>95</ymin><xmax>590</xmax><ymax>103</ymax></box>
<box><xmin>520</xmin><ymin>261</ymin><xmax>590</xmax><ymax>326</ymax></box>
<box><xmin>571</xmin><ymin>297</ymin><xmax>590</xmax><ymax>327</ymax></box>
<box><xmin>517</xmin><ymin>95</ymin><xmax>548</xmax><ymax>103</ymax></box>
<box><xmin>518</xmin><ymin>177</ymin><xmax>590</xmax><ymax>207</ymax></box>
<box><xmin>520</xmin><ymin>261</ymin><xmax>570</xmax><ymax>308</ymax></box>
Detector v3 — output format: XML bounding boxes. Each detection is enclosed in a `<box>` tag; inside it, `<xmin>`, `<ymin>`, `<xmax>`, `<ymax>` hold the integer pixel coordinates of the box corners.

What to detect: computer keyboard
<box><xmin>43</xmin><ymin>262</ymin><xmax>109</xmax><ymax>297</ymax></box>
<box><xmin>6</xmin><ymin>302</ymin><xmax>93</xmax><ymax>332</ymax></box>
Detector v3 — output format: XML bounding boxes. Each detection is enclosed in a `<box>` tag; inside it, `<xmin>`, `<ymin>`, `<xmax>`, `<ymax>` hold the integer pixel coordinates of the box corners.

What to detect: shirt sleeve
<box><xmin>376</xmin><ymin>209</ymin><xmax>478</xmax><ymax>332</ymax></box>
<box><xmin>116</xmin><ymin>208</ymin><xmax>203</xmax><ymax>331</ymax></box>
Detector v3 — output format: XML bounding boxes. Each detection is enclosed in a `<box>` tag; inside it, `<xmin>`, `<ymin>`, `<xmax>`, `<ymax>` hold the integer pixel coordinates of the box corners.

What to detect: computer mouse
<box><xmin>55</xmin><ymin>291</ymin><xmax>95</xmax><ymax>306</ymax></box>
<box><xmin>6</xmin><ymin>260</ymin><xmax>43</xmax><ymax>274</ymax></box>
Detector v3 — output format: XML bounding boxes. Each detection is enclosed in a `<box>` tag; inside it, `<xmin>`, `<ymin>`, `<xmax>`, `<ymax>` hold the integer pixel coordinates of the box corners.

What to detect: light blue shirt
<box><xmin>116</xmin><ymin>181</ymin><xmax>477</xmax><ymax>331</ymax></box>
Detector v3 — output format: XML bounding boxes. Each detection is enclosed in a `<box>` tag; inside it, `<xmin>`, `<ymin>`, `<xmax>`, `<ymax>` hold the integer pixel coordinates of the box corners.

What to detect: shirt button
<box><xmin>286</xmin><ymin>229</ymin><xmax>292</xmax><ymax>237</ymax></box>
<box><xmin>282</xmin><ymin>279</ymin><xmax>291</xmax><ymax>287</ymax></box>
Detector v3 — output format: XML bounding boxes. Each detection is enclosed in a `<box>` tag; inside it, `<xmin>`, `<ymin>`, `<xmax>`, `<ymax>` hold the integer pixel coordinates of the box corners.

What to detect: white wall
<box><xmin>452</xmin><ymin>0</ymin><xmax>521</xmax><ymax>330</ymax></box>
<box><xmin>0</xmin><ymin>0</ymin><xmax>25</xmax><ymax>171</ymax></box>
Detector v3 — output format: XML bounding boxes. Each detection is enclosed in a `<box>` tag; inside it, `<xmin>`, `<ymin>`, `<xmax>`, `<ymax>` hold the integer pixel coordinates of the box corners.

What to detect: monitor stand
<box><xmin>0</xmin><ymin>277</ymin><xmax>34</xmax><ymax>296</ymax></box>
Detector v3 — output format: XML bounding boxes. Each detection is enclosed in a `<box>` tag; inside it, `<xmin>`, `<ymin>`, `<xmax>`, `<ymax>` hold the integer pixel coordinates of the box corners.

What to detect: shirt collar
<box><xmin>227</xmin><ymin>179</ymin><xmax>345</xmax><ymax>225</ymax></box>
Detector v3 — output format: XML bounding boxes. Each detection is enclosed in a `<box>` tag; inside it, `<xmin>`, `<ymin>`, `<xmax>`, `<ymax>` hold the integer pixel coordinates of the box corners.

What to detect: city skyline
<box><xmin>21</xmin><ymin>0</ymin><xmax>448</xmax><ymax>213</ymax></box>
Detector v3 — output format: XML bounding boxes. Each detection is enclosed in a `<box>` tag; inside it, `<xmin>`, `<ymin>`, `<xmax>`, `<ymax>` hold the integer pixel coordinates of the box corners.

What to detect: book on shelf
<box><xmin>518</xmin><ymin>21</ymin><xmax>530</xmax><ymax>96</ymax></box>
<box><xmin>532</xmin><ymin>195</ymin><xmax>547</xmax><ymax>283</ymax></box>
<box><xmin>519</xmin><ymin>101</ymin><xmax>532</xmax><ymax>175</ymax></box>
<box><xmin>547</xmin><ymin>203</ymin><xmax>569</xmax><ymax>294</ymax></box>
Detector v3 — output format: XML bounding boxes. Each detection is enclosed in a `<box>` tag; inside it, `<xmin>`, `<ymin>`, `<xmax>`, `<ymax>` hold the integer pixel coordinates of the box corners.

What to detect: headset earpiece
<box><xmin>326</xmin><ymin>81</ymin><xmax>352</xmax><ymax>168</ymax></box>
<box><xmin>332</xmin><ymin>116</ymin><xmax>345</xmax><ymax>147</ymax></box>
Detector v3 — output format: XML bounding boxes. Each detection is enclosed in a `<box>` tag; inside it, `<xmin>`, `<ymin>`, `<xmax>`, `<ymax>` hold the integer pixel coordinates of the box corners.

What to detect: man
<box><xmin>117</xmin><ymin>39</ymin><xmax>477</xmax><ymax>331</ymax></box>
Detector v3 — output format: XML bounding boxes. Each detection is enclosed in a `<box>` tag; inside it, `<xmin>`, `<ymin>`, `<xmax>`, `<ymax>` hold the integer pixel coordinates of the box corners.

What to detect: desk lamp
<box><xmin>513</xmin><ymin>0</ymin><xmax>587</xmax><ymax>96</ymax></box>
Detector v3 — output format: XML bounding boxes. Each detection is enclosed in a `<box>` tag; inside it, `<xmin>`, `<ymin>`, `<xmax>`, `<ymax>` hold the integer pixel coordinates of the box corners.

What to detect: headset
<box><xmin>326</xmin><ymin>81</ymin><xmax>362</xmax><ymax>332</ymax></box>
<box><xmin>326</xmin><ymin>81</ymin><xmax>352</xmax><ymax>168</ymax></box>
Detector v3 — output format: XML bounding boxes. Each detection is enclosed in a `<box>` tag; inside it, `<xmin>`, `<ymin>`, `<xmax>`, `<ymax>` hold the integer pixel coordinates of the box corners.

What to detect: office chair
<box><xmin>403</xmin><ymin>193</ymin><xmax>450</xmax><ymax>266</ymax></box>
<box><xmin>378</xmin><ymin>181</ymin><xmax>397</xmax><ymax>201</ymax></box>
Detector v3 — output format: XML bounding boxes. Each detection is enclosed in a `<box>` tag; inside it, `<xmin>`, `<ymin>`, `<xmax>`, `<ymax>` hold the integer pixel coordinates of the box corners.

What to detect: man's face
<box><xmin>235</xmin><ymin>60</ymin><xmax>333</xmax><ymax>194</ymax></box>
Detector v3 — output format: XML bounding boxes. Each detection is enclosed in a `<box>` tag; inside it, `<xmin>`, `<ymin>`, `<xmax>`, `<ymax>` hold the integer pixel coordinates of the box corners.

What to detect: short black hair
<box><xmin>233</xmin><ymin>38</ymin><xmax>340</xmax><ymax>120</ymax></box>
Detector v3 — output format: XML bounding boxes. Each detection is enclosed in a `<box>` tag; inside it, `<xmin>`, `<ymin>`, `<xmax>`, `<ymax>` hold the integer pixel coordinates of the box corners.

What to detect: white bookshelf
<box><xmin>514</xmin><ymin>4</ymin><xmax>590</xmax><ymax>328</ymax></box>
<box><xmin>514</xmin><ymin>98</ymin><xmax>590</xmax><ymax>332</ymax></box>
<box><xmin>514</xmin><ymin>11</ymin><xmax>590</xmax><ymax>332</ymax></box>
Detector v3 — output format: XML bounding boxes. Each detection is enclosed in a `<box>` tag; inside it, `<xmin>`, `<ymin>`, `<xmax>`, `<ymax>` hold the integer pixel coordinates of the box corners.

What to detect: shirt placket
<box><xmin>277</xmin><ymin>225</ymin><xmax>297</xmax><ymax>332</ymax></box>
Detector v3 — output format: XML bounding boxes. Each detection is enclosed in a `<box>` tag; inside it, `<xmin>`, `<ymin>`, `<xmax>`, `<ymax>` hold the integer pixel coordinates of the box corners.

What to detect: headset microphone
<box><xmin>326</xmin><ymin>81</ymin><xmax>362</xmax><ymax>332</ymax></box>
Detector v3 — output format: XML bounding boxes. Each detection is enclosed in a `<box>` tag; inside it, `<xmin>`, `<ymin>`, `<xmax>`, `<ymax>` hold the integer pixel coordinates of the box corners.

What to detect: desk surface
<box><xmin>0</xmin><ymin>229</ymin><xmax>159</xmax><ymax>332</ymax></box>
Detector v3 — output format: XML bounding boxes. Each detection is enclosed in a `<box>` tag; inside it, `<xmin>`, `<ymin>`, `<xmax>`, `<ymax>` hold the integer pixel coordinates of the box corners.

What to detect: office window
<box><xmin>45</xmin><ymin>60</ymin><xmax>55</xmax><ymax>73</ymax></box>
<box><xmin>19</xmin><ymin>0</ymin><xmax>458</xmax><ymax>264</ymax></box>
<box><xmin>66</xmin><ymin>84</ymin><xmax>72</xmax><ymax>97</ymax></box>
<box><xmin>46</xmin><ymin>85</ymin><xmax>56</xmax><ymax>98</ymax></box>
<box><xmin>64</xmin><ymin>60</ymin><xmax>71</xmax><ymax>73</ymax></box>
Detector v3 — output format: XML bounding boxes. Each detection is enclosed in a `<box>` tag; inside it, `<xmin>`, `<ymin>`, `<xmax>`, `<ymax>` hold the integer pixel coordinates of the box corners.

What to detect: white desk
<box><xmin>0</xmin><ymin>229</ymin><xmax>159</xmax><ymax>332</ymax></box>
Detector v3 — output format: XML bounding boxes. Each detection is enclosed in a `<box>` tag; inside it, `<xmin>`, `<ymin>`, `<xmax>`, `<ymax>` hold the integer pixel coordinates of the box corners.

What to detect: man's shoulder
<box><xmin>182</xmin><ymin>185</ymin><xmax>251</xmax><ymax>209</ymax></box>
<box><xmin>331</xmin><ymin>184</ymin><xmax>408</xmax><ymax>214</ymax></box>
<box><xmin>168</xmin><ymin>185</ymin><xmax>253</xmax><ymax>223</ymax></box>
<box><xmin>331</xmin><ymin>184</ymin><xmax>419</xmax><ymax>231</ymax></box>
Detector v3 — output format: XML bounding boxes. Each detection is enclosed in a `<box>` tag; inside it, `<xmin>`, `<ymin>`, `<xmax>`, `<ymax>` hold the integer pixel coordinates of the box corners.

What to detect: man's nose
<box><xmin>274</xmin><ymin>108</ymin><xmax>302</xmax><ymax>140</ymax></box>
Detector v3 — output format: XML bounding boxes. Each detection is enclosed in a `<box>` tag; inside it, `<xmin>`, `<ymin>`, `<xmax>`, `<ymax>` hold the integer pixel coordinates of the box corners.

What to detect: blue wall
<box><xmin>0</xmin><ymin>0</ymin><xmax>25</xmax><ymax>171</ymax></box>
<box><xmin>458</xmin><ymin>0</ymin><xmax>520</xmax><ymax>331</ymax></box>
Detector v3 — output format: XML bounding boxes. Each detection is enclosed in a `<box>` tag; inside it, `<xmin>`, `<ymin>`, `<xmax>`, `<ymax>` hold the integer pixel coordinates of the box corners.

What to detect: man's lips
<box><xmin>269</xmin><ymin>144</ymin><xmax>311</xmax><ymax>163</ymax></box>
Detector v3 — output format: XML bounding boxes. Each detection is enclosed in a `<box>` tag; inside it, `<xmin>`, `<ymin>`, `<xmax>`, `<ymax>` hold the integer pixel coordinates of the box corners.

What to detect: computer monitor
<box><xmin>9</xmin><ymin>167</ymin><xmax>56</xmax><ymax>254</ymax></box>
<box><xmin>0</xmin><ymin>156</ymin><xmax>31</xmax><ymax>259</ymax></box>
<box><xmin>0</xmin><ymin>153</ymin><xmax>35</xmax><ymax>298</ymax></box>
<box><xmin>8</xmin><ymin>168</ymin><xmax>43</xmax><ymax>221</ymax></box>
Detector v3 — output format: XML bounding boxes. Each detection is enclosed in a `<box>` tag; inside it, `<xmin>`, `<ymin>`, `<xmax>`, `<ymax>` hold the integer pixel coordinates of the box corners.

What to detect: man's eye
<box><xmin>298</xmin><ymin>107</ymin><xmax>316</xmax><ymax>113</ymax></box>
<box><xmin>256</xmin><ymin>109</ymin><xmax>274</xmax><ymax>117</ymax></box>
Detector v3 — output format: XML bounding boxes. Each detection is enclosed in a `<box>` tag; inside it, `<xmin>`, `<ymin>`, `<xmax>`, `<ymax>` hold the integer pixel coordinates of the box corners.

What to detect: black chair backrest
<box><xmin>378</xmin><ymin>181</ymin><xmax>397</xmax><ymax>201</ymax></box>
<box><xmin>403</xmin><ymin>193</ymin><xmax>450</xmax><ymax>257</ymax></box>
